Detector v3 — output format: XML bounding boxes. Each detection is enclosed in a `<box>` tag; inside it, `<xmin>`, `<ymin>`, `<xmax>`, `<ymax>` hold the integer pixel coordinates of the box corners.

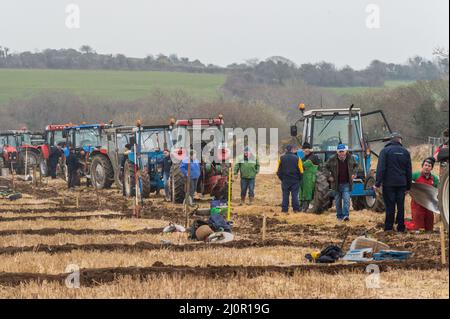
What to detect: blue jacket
<box><xmin>180</xmin><ymin>158</ymin><xmax>201</xmax><ymax>179</ymax></box>
<box><xmin>375</xmin><ymin>141</ymin><xmax>412</xmax><ymax>189</ymax></box>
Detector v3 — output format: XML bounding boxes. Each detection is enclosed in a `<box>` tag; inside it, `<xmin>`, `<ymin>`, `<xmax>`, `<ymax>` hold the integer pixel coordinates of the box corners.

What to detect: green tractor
<box><xmin>290</xmin><ymin>104</ymin><xmax>393</xmax><ymax>213</ymax></box>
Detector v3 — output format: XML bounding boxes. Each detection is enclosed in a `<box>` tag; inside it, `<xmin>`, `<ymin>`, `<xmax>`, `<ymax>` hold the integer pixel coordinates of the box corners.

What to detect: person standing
<box><xmin>66</xmin><ymin>147</ymin><xmax>80</xmax><ymax>189</ymax></box>
<box><xmin>48</xmin><ymin>144</ymin><xmax>63</xmax><ymax>179</ymax></box>
<box><xmin>120</xmin><ymin>144</ymin><xmax>132</xmax><ymax>196</ymax></box>
<box><xmin>162</xmin><ymin>149</ymin><xmax>172</xmax><ymax>201</ymax></box>
<box><xmin>277</xmin><ymin>145</ymin><xmax>304</xmax><ymax>213</ymax></box>
<box><xmin>180</xmin><ymin>150</ymin><xmax>201</xmax><ymax>205</ymax></box>
<box><xmin>298</xmin><ymin>142</ymin><xmax>320</xmax><ymax>212</ymax></box>
<box><xmin>407</xmin><ymin>157</ymin><xmax>439</xmax><ymax>232</ymax></box>
<box><xmin>326</xmin><ymin>144</ymin><xmax>358</xmax><ymax>222</ymax></box>
<box><xmin>234</xmin><ymin>147</ymin><xmax>260</xmax><ymax>205</ymax></box>
<box><xmin>375</xmin><ymin>132</ymin><xmax>412</xmax><ymax>232</ymax></box>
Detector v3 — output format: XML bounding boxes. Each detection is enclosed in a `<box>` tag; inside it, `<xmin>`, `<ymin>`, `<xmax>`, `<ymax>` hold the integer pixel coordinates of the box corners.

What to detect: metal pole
<box><xmin>184</xmin><ymin>155</ymin><xmax>191</xmax><ymax>228</ymax></box>
<box><xmin>227</xmin><ymin>165</ymin><xmax>232</xmax><ymax>221</ymax></box>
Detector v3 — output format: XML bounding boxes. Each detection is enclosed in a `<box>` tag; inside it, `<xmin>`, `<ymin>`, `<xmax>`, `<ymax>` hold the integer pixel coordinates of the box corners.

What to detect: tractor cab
<box><xmin>169</xmin><ymin>115</ymin><xmax>231</xmax><ymax>203</ymax></box>
<box><xmin>0</xmin><ymin>132</ymin><xmax>19</xmax><ymax>169</ymax></box>
<box><xmin>290</xmin><ymin>104</ymin><xmax>393</xmax><ymax>213</ymax></box>
<box><xmin>124</xmin><ymin>125</ymin><xmax>173</xmax><ymax>197</ymax></box>
<box><xmin>63</xmin><ymin>124</ymin><xmax>108</xmax><ymax>157</ymax></box>
<box><xmin>171</xmin><ymin>115</ymin><xmax>229</xmax><ymax>163</ymax></box>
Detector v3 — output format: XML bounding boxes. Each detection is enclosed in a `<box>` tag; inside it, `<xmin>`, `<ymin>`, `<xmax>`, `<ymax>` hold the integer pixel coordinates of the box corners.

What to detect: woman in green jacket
<box><xmin>298</xmin><ymin>143</ymin><xmax>320</xmax><ymax>212</ymax></box>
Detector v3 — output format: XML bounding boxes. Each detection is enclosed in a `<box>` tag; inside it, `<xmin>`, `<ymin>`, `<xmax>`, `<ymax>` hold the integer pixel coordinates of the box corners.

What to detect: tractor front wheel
<box><xmin>169</xmin><ymin>163</ymin><xmax>186</xmax><ymax>204</ymax></box>
<box><xmin>310</xmin><ymin>170</ymin><xmax>333</xmax><ymax>214</ymax></box>
<box><xmin>123</xmin><ymin>161</ymin><xmax>136</xmax><ymax>197</ymax></box>
<box><xmin>365</xmin><ymin>175</ymin><xmax>385</xmax><ymax>213</ymax></box>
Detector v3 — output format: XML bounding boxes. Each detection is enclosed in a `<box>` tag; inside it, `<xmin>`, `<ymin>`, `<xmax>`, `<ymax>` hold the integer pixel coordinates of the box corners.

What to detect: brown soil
<box><xmin>0</xmin><ymin>259</ymin><xmax>445</xmax><ymax>287</ymax></box>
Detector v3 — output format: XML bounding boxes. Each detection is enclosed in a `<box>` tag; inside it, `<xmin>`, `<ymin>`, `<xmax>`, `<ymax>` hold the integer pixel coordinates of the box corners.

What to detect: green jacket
<box><xmin>299</xmin><ymin>159</ymin><xmax>319</xmax><ymax>201</ymax></box>
<box><xmin>234</xmin><ymin>155</ymin><xmax>260</xmax><ymax>179</ymax></box>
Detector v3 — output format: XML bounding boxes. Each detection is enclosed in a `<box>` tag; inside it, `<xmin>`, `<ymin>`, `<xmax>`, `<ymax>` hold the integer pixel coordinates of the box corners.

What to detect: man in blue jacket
<box><xmin>180</xmin><ymin>150</ymin><xmax>201</xmax><ymax>205</ymax></box>
<box><xmin>375</xmin><ymin>132</ymin><xmax>412</xmax><ymax>232</ymax></box>
<box><xmin>277</xmin><ymin>144</ymin><xmax>304</xmax><ymax>213</ymax></box>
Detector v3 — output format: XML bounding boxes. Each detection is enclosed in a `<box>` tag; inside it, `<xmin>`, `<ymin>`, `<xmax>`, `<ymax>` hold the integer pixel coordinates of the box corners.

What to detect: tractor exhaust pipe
<box><xmin>348</xmin><ymin>104</ymin><xmax>355</xmax><ymax>150</ymax></box>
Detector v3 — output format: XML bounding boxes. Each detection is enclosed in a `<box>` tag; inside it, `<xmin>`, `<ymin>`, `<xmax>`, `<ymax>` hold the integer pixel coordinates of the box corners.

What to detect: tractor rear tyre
<box><xmin>91</xmin><ymin>155</ymin><xmax>115</xmax><ymax>189</ymax></box>
<box><xmin>169</xmin><ymin>163</ymin><xmax>186</xmax><ymax>204</ymax></box>
<box><xmin>352</xmin><ymin>197</ymin><xmax>366</xmax><ymax>211</ymax></box>
<box><xmin>19</xmin><ymin>150</ymin><xmax>41</xmax><ymax>175</ymax></box>
<box><xmin>310</xmin><ymin>170</ymin><xmax>332</xmax><ymax>214</ymax></box>
<box><xmin>438</xmin><ymin>166</ymin><xmax>449</xmax><ymax>231</ymax></box>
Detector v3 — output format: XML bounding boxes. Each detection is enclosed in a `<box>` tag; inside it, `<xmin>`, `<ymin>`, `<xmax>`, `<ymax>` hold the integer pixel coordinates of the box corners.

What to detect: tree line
<box><xmin>1</xmin><ymin>45</ymin><xmax>448</xmax><ymax>87</ymax></box>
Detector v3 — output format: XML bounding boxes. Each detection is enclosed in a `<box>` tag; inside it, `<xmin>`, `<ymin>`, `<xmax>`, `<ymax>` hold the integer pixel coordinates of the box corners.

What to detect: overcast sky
<box><xmin>0</xmin><ymin>0</ymin><xmax>448</xmax><ymax>69</ymax></box>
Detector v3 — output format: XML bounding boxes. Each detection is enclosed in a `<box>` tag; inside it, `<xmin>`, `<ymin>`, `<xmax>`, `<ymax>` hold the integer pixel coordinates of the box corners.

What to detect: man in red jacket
<box><xmin>408</xmin><ymin>157</ymin><xmax>439</xmax><ymax>232</ymax></box>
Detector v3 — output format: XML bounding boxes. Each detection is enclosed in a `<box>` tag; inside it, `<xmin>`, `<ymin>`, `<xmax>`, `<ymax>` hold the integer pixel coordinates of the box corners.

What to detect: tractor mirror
<box><xmin>290</xmin><ymin>125</ymin><xmax>298</xmax><ymax>137</ymax></box>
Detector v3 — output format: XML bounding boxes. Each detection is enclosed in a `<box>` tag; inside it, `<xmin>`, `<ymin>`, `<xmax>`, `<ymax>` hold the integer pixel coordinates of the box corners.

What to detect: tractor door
<box><xmin>361</xmin><ymin>110</ymin><xmax>392</xmax><ymax>157</ymax></box>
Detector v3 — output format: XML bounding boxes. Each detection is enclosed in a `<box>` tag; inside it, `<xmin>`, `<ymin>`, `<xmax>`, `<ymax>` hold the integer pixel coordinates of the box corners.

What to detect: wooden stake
<box><xmin>262</xmin><ymin>213</ymin><xmax>267</xmax><ymax>242</ymax></box>
<box><xmin>440</xmin><ymin>222</ymin><xmax>447</xmax><ymax>265</ymax></box>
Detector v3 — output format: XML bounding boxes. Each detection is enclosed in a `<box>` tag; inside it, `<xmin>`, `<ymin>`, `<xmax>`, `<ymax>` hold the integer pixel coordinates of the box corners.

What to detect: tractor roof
<box><xmin>64</xmin><ymin>123</ymin><xmax>110</xmax><ymax>131</ymax></box>
<box><xmin>175</xmin><ymin>118</ymin><xmax>224</xmax><ymax>127</ymax></box>
<box><xmin>46</xmin><ymin>124</ymin><xmax>76</xmax><ymax>131</ymax></box>
<box><xmin>303</xmin><ymin>108</ymin><xmax>361</xmax><ymax>116</ymax></box>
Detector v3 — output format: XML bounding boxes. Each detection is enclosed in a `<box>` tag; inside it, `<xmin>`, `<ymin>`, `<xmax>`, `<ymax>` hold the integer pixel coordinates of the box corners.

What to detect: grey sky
<box><xmin>1</xmin><ymin>0</ymin><xmax>448</xmax><ymax>69</ymax></box>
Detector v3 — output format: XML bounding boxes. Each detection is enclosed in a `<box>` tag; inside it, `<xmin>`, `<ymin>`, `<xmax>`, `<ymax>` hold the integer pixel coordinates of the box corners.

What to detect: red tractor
<box><xmin>168</xmin><ymin>115</ymin><xmax>231</xmax><ymax>203</ymax></box>
<box><xmin>0</xmin><ymin>130</ymin><xmax>45</xmax><ymax>175</ymax></box>
<box><xmin>38</xmin><ymin>124</ymin><xmax>75</xmax><ymax>176</ymax></box>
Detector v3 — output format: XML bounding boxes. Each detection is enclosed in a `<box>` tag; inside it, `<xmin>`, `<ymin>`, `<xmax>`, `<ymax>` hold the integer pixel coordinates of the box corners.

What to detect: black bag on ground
<box><xmin>316</xmin><ymin>245</ymin><xmax>345</xmax><ymax>264</ymax></box>
<box><xmin>208</xmin><ymin>214</ymin><xmax>232</xmax><ymax>233</ymax></box>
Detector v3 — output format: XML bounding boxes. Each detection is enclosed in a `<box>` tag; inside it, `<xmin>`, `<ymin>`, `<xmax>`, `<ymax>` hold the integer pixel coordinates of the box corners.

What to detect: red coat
<box><xmin>408</xmin><ymin>172</ymin><xmax>439</xmax><ymax>231</ymax></box>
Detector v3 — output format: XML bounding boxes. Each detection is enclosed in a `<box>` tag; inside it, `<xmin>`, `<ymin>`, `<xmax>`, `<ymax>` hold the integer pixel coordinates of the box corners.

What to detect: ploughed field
<box><xmin>0</xmin><ymin>174</ymin><xmax>448</xmax><ymax>299</ymax></box>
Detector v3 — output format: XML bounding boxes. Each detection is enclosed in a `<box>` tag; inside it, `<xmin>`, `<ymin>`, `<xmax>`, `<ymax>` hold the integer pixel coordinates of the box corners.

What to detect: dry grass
<box><xmin>0</xmin><ymin>269</ymin><xmax>447</xmax><ymax>299</ymax></box>
<box><xmin>0</xmin><ymin>247</ymin><xmax>310</xmax><ymax>274</ymax></box>
<box><xmin>0</xmin><ymin>217</ymin><xmax>168</xmax><ymax>231</ymax></box>
<box><xmin>0</xmin><ymin>232</ymin><xmax>189</xmax><ymax>248</ymax></box>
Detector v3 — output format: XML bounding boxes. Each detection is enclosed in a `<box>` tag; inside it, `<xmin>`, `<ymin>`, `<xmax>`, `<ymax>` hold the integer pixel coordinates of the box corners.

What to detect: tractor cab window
<box><xmin>53</xmin><ymin>131</ymin><xmax>66</xmax><ymax>146</ymax></box>
<box><xmin>0</xmin><ymin>136</ymin><xmax>7</xmax><ymax>148</ymax></box>
<box><xmin>173</xmin><ymin>125</ymin><xmax>224</xmax><ymax>150</ymax></box>
<box><xmin>20</xmin><ymin>134</ymin><xmax>32</xmax><ymax>146</ymax></box>
<box><xmin>117</xmin><ymin>134</ymin><xmax>130</xmax><ymax>153</ymax></box>
<box><xmin>312</xmin><ymin>115</ymin><xmax>361</xmax><ymax>152</ymax></box>
<box><xmin>74</xmin><ymin>129</ymin><xmax>101</xmax><ymax>148</ymax></box>
<box><xmin>141</xmin><ymin>130</ymin><xmax>170</xmax><ymax>152</ymax></box>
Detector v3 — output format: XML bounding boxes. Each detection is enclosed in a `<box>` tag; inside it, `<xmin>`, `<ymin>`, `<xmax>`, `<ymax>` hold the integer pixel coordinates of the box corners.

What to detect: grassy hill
<box><xmin>0</xmin><ymin>69</ymin><xmax>226</xmax><ymax>104</ymax></box>
<box><xmin>323</xmin><ymin>80</ymin><xmax>415</xmax><ymax>96</ymax></box>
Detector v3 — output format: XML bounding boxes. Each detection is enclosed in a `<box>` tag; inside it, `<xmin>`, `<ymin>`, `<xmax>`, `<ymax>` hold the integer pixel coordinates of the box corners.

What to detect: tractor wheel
<box><xmin>310</xmin><ymin>170</ymin><xmax>332</xmax><ymax>214</ymax></box>
<box><xmin>90</xmin><ymin>155</ymin><xmax>114</xmax><ymax>189</ymax></box>
<box><xmin>39</xmin><ymin>159</ymin><xmax>48</xmax><ymax>177</ymax></box>
<box><xmin>19</xmin><ymin>150</ymin><xmax>41</xmax><ymax>175</ymax></box>
<box><xmin>352</xmin><ymin>197</ymin><xmax>366</xmax><ymax>211</ymax></box>
<box><xmin>140</xmin><ymin>169</ymin><xmax>151</xmax><ymax>199</ymax></box>
<box><xmin>169</xmin><ymin>163</ymin><xmax>186</xmax><ymax>204</ymax></box>
<box><xmin>438</xmin><ymin>165</ymin><xmax>449</xmax><ymax>231</ymax></box>
<box><xmin>365</xmin><ymin>175</ymin><xmax>385</xmax><ymax>212</ymax></box>
<box><xmin>0</xmin><ymin>157</ymin><xmax>4</xmax><ymax>176</ymax></box>
<box><xmin>123</xmin><ymin>161</ymin><xmax>136</xmax><ymax>197</ymax></box>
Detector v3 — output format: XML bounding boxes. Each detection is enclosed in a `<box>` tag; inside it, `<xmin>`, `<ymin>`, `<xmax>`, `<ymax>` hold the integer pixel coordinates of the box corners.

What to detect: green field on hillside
<box><xmin>0</xmin><ymin>69</ymin><xmax>226</xmax><ymax>104</ymax></box>
<box><xmin>324</xmin><ymin>80</ymin><xmax>415</xmax><ymax>96</ymax></box>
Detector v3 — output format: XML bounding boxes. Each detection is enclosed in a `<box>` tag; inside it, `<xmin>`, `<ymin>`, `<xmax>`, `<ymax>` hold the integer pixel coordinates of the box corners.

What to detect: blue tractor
<box><xmin>123</xmin><ymin>125</ymin><xmax>173</xmax><ymax>198</ymax></box>
<box><xmin>290</xmin><ymin>104</ymin><xmax>393</xmax><ymax>213</ymax></box>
